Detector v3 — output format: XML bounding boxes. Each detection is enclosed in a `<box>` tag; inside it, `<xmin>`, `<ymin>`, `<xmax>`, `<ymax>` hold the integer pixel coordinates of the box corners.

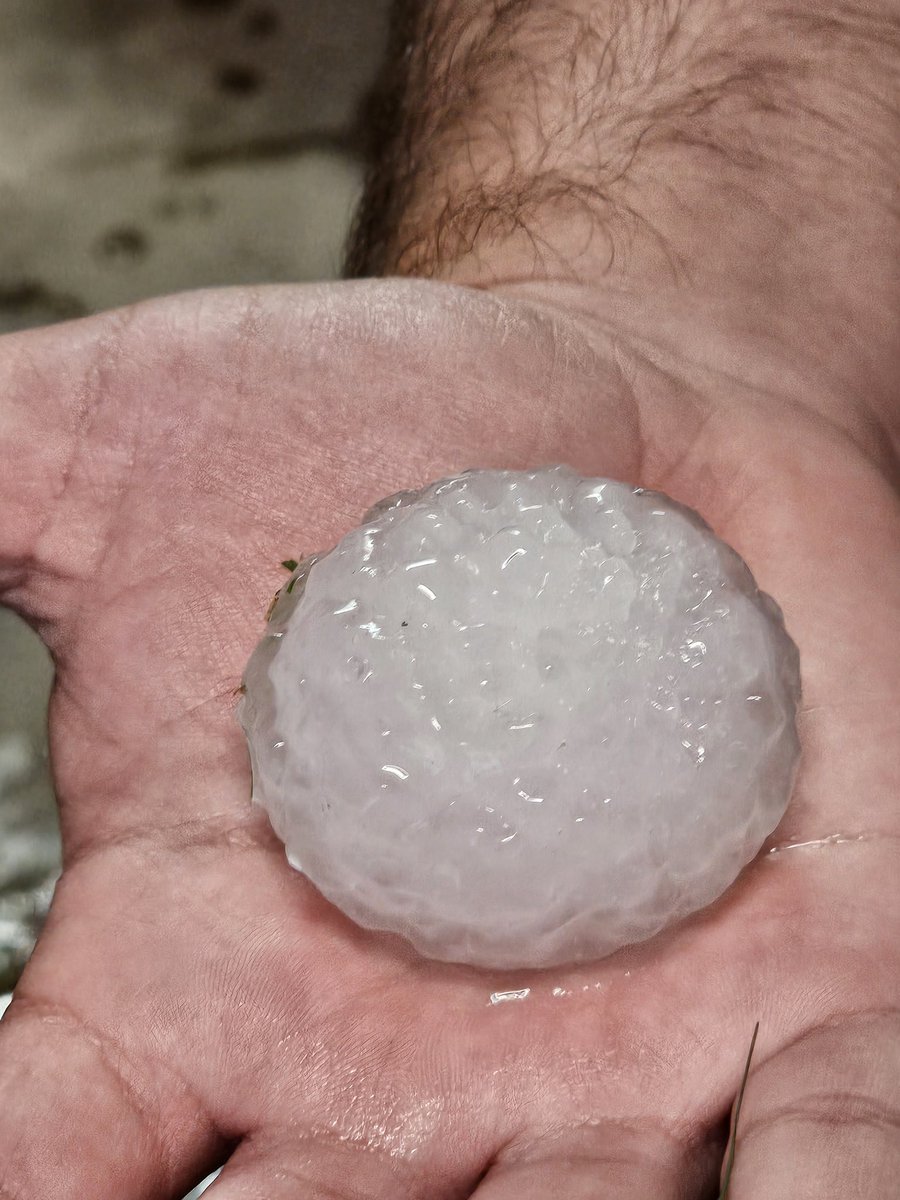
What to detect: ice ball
<box><xmin>239</xmin><ymin>467</ymin><xmax>800</xmax><ymax>968</ymax></box>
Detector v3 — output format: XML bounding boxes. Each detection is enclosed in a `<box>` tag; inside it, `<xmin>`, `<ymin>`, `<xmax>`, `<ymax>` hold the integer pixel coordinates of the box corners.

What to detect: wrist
<box><xmin>358</xmin><ymin>1</ymin><xmax>899</xmax><ymax>280</ymax></box>
<box><xmin>349</xmin><ymin>1</ymin><xmax>900</xmax><ymax>435</ymax></box>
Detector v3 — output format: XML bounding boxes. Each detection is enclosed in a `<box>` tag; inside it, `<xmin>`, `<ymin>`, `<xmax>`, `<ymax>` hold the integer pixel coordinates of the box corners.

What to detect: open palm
<box><xmin>0</xmin><ymin>278</ymin><xmax>897</xmax><ymax>1200</ymax></box>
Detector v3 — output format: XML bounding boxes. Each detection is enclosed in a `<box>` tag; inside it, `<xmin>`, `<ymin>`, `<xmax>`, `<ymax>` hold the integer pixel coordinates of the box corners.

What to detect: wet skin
<box><xmin>0</xmin><ymin>277</ymin><xmax>898</xmax><ymax>1198</ymax></box>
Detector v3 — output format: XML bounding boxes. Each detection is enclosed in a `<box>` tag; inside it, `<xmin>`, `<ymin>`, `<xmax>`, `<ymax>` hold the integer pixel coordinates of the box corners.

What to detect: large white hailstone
<box><xmin>239</xmin><ymin>467</ymin><xmax>800</xmax><ymax>969</ymax></box>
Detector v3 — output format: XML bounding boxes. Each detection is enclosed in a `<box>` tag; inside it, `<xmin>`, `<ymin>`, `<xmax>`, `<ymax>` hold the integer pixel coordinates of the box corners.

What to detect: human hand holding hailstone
<box><xmin>1</xmin><ymin>3</ymin><xmax>899</xmax><ymax>1198</ymax></box>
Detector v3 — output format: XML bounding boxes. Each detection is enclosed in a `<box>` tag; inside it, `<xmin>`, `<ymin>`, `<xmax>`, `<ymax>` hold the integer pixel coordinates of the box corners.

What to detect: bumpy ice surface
<box><xmin>239</xmin><ymin>468</ymin><xmax>800</xmax><ymax>969</ymax></box>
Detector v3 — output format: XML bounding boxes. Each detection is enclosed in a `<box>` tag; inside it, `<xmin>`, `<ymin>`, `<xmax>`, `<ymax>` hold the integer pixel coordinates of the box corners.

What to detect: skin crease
<box><xmin>1</xmin><ymin>2</ymin><xmax>899</xmax><ymax>1198</ymax></box>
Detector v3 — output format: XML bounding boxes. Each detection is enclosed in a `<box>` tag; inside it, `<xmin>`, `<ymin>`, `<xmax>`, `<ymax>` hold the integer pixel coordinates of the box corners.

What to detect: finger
<box><xmin>470</xmin><ymin>1121</ymin><xmax>720</xmax><ymax>1200</ymax></box>
<box><xmin>201</xmin><ymin>1134</ymin><xmax>438</xmax><ymax>1200</ymax></box>
<box><xmin>0</xmin><ymin>281</ymin><xmax>642</xmax><ymax>619</ymax></box>
<box><xmin>727</xmin><ymin>1012</ymin><xmax>900</xmax><ymax>1198</ymax></box>
<box><xmin>0</xmin><ymin>993</ymin><xmax>219</xmax><ymax>1200</ymax></box>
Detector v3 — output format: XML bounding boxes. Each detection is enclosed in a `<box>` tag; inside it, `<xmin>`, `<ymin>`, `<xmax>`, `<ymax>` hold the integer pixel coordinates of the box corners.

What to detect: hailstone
<box><xmin>239</xmin><ymin>467</ymin><xmax>800</xmax><ymax>969</ymax></box>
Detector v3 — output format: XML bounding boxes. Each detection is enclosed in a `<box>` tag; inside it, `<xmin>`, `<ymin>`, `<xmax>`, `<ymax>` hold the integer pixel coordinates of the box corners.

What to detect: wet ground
<box><xmin>0</xmin><ymin>0</ymin><xmax>389</xmax><ymax>993</ymax></box>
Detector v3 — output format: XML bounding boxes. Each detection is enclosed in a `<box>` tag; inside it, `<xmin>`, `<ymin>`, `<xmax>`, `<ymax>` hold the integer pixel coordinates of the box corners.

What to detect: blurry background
<box><xmin>0</xmin><ymin>0</ymin><xmax>392</xmax><ymax>994</ymax></box>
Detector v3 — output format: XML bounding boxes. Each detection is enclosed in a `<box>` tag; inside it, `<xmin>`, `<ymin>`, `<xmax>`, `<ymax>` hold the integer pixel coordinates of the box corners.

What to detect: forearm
<box><xmin>347</xmin><ymin>0</ymin><xmax>900</xmax><ymax>428</ymax></box>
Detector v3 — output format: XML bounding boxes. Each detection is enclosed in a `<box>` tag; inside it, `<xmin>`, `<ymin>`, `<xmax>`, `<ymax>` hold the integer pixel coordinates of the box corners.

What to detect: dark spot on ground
<box><xmin>0</xmin><ymin>280</ymin><xmax>87</xmax><ymax>321</ymax></box>
<box><xmin>177</xmin><ymin>0</ymin><xmax>240</xmax><ymax>11</ymax></box>
<box><xmin>244</xmin><ymin>7</ymin><xmax>280</xmax><ymax>38</ymax></box>
<box><xmin>217</xmin><ymin>63</ymin><xmax>264</xmax><ymax>95</ymax></box>
<box><xmin>95</xmin><ymin>226</ymin><xmax>149</xmax><ymax>262</ymax></box>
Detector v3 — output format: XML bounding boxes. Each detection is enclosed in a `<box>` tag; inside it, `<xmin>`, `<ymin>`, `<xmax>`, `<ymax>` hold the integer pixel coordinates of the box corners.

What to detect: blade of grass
<box><xmin>718</xmin><ymin>1021</ymin><xmax>759</xmax><ymax>1199</ymax></box>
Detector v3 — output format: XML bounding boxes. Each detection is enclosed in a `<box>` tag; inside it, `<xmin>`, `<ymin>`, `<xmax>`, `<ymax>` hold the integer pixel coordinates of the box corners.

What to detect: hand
<box><xmin>2</xmin><ymin>0</ymin><xmax>899</xmax><ymax>1196</ymax></box>
<box><xmin>0</xmin><ymin>269</ymin><xmax>897</xmax><ymax>1200</ymax></box>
